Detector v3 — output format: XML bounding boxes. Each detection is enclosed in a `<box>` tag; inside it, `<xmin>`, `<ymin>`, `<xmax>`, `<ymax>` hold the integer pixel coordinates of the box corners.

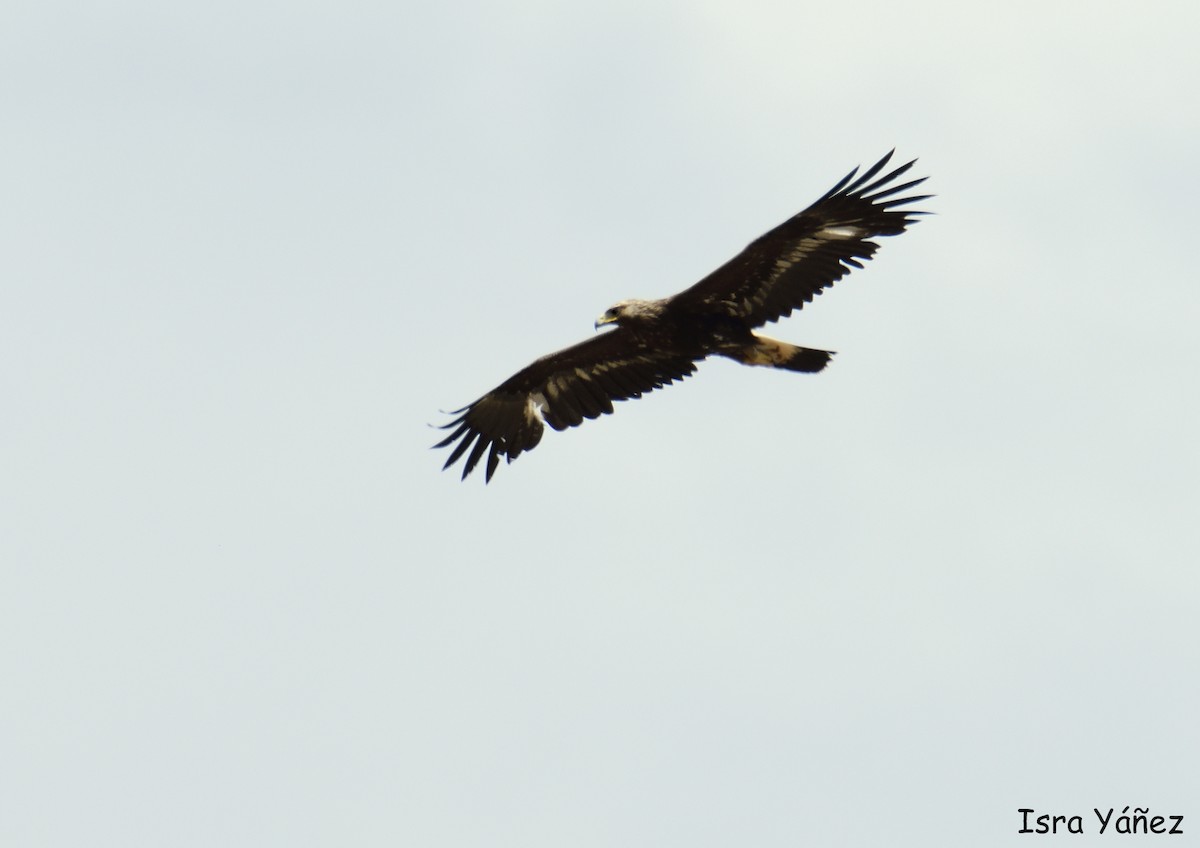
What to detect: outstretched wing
<box><xmin>435</xmin><ymin>328</ymin><xmax>699</xmax><ymax>482</ymax></box>
<box><xmin>671</xmin><ymin>150</ymin><xmax>930</xmax><ymax>327</ymax></box>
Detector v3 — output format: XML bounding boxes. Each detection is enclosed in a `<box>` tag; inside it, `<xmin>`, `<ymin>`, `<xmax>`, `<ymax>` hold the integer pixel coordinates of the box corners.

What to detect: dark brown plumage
<box><xmin>435</xmin><ymin>151</ymin><xmax>930</xmax><ymax>482</ymax></box>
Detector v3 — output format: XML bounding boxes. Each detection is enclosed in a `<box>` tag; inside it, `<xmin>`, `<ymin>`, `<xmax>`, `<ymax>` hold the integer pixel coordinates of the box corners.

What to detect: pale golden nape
<box><xmin>595</xmin><ymin>298</ymin><xmax>667</xmax><ymax>328</ymax></box>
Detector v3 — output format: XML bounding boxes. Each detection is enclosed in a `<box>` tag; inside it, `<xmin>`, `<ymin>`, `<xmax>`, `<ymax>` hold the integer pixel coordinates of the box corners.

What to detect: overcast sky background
<box><xmin>3</xmin><ymin>1</ymin><xmax>1198</xmax><ymax>845</ymax></box>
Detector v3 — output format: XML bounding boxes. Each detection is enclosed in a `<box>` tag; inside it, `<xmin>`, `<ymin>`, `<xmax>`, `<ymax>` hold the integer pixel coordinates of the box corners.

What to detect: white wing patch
<box><xmin>817</xmin><ymin>225</ymin><xmax>866</xmax><ymax>239</ymax></box>
<box><xmin>771</xmin><ymin>226</ymin><xmax>866</xmax><ymax>276</ymax></box>
<box><xmin>526</xmin><ymin>392</ymin><xmax>547</xmax><ymax>423</ymax></box>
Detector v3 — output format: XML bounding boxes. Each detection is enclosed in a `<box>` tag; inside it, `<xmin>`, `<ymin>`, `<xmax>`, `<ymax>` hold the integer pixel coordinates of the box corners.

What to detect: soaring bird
<box><xmin>436</xmin><ymin>151</ymin><xmax>930</xmax><ymax>482</ymax></box>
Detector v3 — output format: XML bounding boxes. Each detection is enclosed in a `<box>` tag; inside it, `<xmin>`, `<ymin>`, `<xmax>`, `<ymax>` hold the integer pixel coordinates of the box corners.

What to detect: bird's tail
<box><xmin>728</xmin><ymin>334</ymin><xmax>834</xmax><ymax>373</ymax></box>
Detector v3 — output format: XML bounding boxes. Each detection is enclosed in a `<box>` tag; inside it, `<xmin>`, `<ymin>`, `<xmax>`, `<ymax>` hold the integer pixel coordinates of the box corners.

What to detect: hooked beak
<box><xmin>595</xmin><ymin>313</ymin><xmax>617</xmax><ymax>330</ymax></box>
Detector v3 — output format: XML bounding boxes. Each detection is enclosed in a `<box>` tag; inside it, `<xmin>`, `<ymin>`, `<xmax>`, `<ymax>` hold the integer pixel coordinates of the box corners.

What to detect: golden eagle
<box><xmin>436</xmin><ymin>151</ymin><xmax>929</xmax><ymax>482</ymax></box>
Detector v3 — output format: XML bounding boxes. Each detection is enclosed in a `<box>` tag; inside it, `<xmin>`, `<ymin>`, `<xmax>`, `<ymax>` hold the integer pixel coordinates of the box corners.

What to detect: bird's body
<box><xmin>436</xmin><ymin>151</ymin><xmax>930</xmax><ymax>482</ymax></box>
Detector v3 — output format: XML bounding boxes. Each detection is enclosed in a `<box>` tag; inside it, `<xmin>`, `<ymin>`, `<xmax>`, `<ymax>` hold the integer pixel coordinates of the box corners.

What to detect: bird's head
<box><xmin>595</xmin><ymin>298</ymin><xmax>662</xmax><ymax>329</ymax></box>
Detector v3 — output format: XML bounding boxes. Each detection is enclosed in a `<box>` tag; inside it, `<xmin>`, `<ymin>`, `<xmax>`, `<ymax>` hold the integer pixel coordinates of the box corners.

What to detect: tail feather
<box><xmin>729</xmin><ymin>334</ymin><xmax>834</xmax><ymax>373</ymax></box>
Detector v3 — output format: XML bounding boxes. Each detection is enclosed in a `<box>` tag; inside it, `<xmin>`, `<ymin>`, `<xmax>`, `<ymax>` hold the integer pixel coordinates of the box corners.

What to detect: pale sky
<box><xmin>3</xmin><ymin>1</ymin><xmax>1198</xmax><ymax>845</ymax></box>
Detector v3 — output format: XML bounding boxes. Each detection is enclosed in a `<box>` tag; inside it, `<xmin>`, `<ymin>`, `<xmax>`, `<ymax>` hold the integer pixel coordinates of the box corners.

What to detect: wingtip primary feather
<box><xmin>816</xmin><ymin>164</ymin><xmax>862</xmax><ymax>204</ymax></box>
<box><xmin>845</xmin><ymin>149</ymin><xmax>896</xmax><ymax>193</ymax></box>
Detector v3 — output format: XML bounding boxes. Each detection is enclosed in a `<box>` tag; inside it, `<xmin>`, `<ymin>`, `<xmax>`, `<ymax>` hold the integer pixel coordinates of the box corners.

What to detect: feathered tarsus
<box><xmin>435</xmin><ymin>150</ymin><xmax>930</xmax><ymax>482</ymax></box>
